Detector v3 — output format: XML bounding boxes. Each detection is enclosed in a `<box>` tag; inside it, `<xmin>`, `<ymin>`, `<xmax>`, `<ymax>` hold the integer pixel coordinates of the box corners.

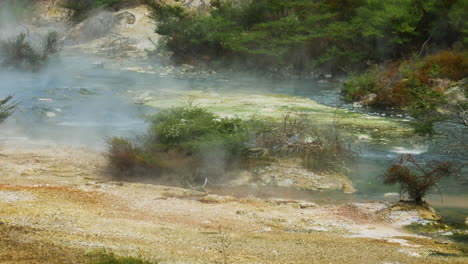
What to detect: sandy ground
<box><xmin>0</xmin><ymin>142</ymin><xmax>466</xmax><ymax>264</ymax></box>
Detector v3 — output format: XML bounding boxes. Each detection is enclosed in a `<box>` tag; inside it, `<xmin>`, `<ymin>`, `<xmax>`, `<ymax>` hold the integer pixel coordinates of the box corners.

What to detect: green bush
<box><xmin>0</xmin><ymin>31</ymin><xmax>61</xmax><ymax>71</ymax></box>
<box><xmin>341</xmin><ymin>66</ymin><xmax>382</xmax><ymax>102</ymax></box>
<box><xmin>107</xmin><ymin>106</ymin><xmax>251</xmax><ymax>182</ymax></box>
<box><xmin>147</xmin><ymin>107</ymin><xmax>248</xmax><ymax>154</ymax></box>
<box><xmin>410</xmin><ymin>118</ymin><xmax>440</xmax><ymax>136</ymax></box>
<box><xmin>107</xmin><ymin>107</ymin><xmax>354</xmax><ymax>184</ymax></box>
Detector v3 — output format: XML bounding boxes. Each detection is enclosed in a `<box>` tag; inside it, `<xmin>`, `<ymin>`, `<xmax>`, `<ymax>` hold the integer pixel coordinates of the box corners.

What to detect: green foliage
<box><xmin>146</xmin><ymin>0</ymin><xmax>466</xmax><ymax>72</ymax></box>
<box><xmin>342</xmin><ymin>66</ymin><xmax>382</xmax><ymax>102</ymax></box>
<box><xmin>410</xmin><ymin>118</ymin><xmax>439</xmax><ymax>136</ymax></box>
<box><xmin>107</xmin><ymin>107</ymin><xmax>354</xmax><ymax>183</ymax></box>
<box><xmin>1</xmin><ymin>33</ymin><xmax>42</xmax><ymax>70</ymax></box>
<box><xmin>146</xmin><ymin>106</ymin><xmax>249</xmax><ymax>157</ymax></box>
<box><xmin>0</xmin><ymin>32</ymin><xmax>61</xmax><ymax>71</ymax></box>
<box><xmin>88</xmin><ymin>252</ymin><xmax>158</xmax><ymax>264</ymax></box>
<box><xmin>0</xmin><ymin>96</ymin><xmax>17</xmax><ymax>123</ymax></box>
<box><xmin>107</xmin><ymin>106</ymin><xmax>251</xmax><ymax>182</ymax></box>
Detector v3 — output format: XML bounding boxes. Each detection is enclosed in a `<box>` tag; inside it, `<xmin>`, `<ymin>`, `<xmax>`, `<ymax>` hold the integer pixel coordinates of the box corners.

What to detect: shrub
<box><xmin>43</xmin><ymin>31</ymin><xmax>60</xmax><ymax>55</ymax></box>
<box><xmin>410</xmin><ymin>118</ymin><xmax>438</xmax><ymax>136</ymax></box>
<box><xmin>302</xmin><ymin>126</ymin><xmax>354</xmax><ymax>173</ymax></box>
<box><xmin>383</xmin><ymin>154</ymin><xmax>459</xmax><ymax>204</ymax></box>
<box><xmin>0</xmin><ymin>96</ymin><xmax>17</xmax><ymax>123</ymax></box>
<box><xmin>341</xmin><ymin>50</ymin><xmax>467</xmax><ymax>127</ymax></box>
<box><xmin>107</xmin><ymin>107</ymin><xmax>354</xmax><ymax>184</ymax></box>
<box><xmin>420</xmin><ymin>51</ymin><xmax>468</xmax><ymax>81</ymax></box>
<box><xmin>146</xmin><ymin>106</ymin><xmax>249</xmax><ymax>157</ymax></box>
<box><xmin>1</xmin><ymin>33</ymin><xmax>42</xmax><ymax>70</ymax></box>
<box><xmin>106</xmin><ymin>137</ymin><xmax>142</xmax><ymax>171</ymax></box>
<box><xmin>246</xmin><ymin>114</ymin><xmax>354</xmax><ymax>173</ymax></box>
<box><xmin>0</xmin><ymin>32</ymin><xmax>61</xmax><ymax>71</ymax></box>
<box><xmin>341</xmin><ymin>65</ymin><xmax>383</xmax><ymax>103</ymax></box>
<box><xmin>107</xmin><ymin>106</ymin><xmax>251</xmax><ymax>183</ymax></box>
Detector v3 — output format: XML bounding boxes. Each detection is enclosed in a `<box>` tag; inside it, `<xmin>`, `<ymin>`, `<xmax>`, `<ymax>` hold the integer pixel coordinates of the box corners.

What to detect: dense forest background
<box><xmin>145</xmin><ymin>0</ymin><xmax>467</xmax><ymax>73</ymax></box>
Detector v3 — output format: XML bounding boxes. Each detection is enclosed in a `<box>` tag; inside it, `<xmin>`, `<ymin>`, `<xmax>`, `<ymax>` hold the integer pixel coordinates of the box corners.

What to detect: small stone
<box><xmin>358</xmin><ymin>135</ymin><xmax>371</xmax><ymax>141</ymax></box>
<box><xmin>45</xmin><ymin>112</ymin><xmax>56</xmax><ymax>118</ymax></box>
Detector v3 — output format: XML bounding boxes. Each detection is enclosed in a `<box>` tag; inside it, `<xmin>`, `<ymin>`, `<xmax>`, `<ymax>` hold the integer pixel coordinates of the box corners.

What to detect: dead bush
<box><xmin>383</xmin><ymin>154</ymin><xmax>460</xmax><ymax>204</ymax></box>
<box><xmin>254</xmin><ymin>114</ymin><xmax>355</xmax><ymax>173</ymax></box>
<box><xmin>106</xmin><ymin>137</ymin><xmax>142</xmax><ymax>171</ymax></box>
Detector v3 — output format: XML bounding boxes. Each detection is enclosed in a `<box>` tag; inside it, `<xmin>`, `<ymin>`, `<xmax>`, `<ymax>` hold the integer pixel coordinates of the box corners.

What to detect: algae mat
<box><xmin>139</xmin><ymin>90</ymin><xmax>412</xmax><ymax>138</ymax></box>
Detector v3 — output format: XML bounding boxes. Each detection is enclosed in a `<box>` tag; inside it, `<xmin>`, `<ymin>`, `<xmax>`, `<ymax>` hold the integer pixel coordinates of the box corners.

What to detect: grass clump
<box><xmin>0</xmin><ymin>96</ymin><xmax>17</xmax><ymax>123</ymax></box>
<box><xmin>107</xmin><ymin>106</ymin><xmax>353</xmax><ymax>185</ymax></box>
<box><xmin>383</xmin><ymin>154</ymin><xmax>460</xmax><ymax>204</ymax></box>
<box><xmin>88</xmin><ymin>252</ymin><xmax>158</xmax><ymax>264</ymax></box>
<box><xmin>0</xmin><ymin>32</ymin><xmax>61</xmax><ymax>71</ymax></box>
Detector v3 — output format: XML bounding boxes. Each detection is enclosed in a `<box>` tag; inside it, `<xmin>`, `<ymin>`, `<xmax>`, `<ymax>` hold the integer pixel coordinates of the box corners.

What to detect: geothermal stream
<box><xmin>1</xmin><ymin>49</ymin><xmax>467</xmax><ymax>225</ymax></box>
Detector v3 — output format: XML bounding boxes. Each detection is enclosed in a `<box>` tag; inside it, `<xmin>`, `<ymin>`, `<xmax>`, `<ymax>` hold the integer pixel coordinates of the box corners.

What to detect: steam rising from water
<box><xmin>0</xmin><ymin>2</ymin><xmax>465</xmax><ymax>201</ymax></box>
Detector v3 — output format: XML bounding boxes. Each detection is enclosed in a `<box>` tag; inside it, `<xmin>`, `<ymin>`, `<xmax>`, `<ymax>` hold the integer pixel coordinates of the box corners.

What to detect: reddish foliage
<box><xmin>420</xmin><ymin>50</ymin><xmax>468</xmax><ymax>81</ymax></box>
